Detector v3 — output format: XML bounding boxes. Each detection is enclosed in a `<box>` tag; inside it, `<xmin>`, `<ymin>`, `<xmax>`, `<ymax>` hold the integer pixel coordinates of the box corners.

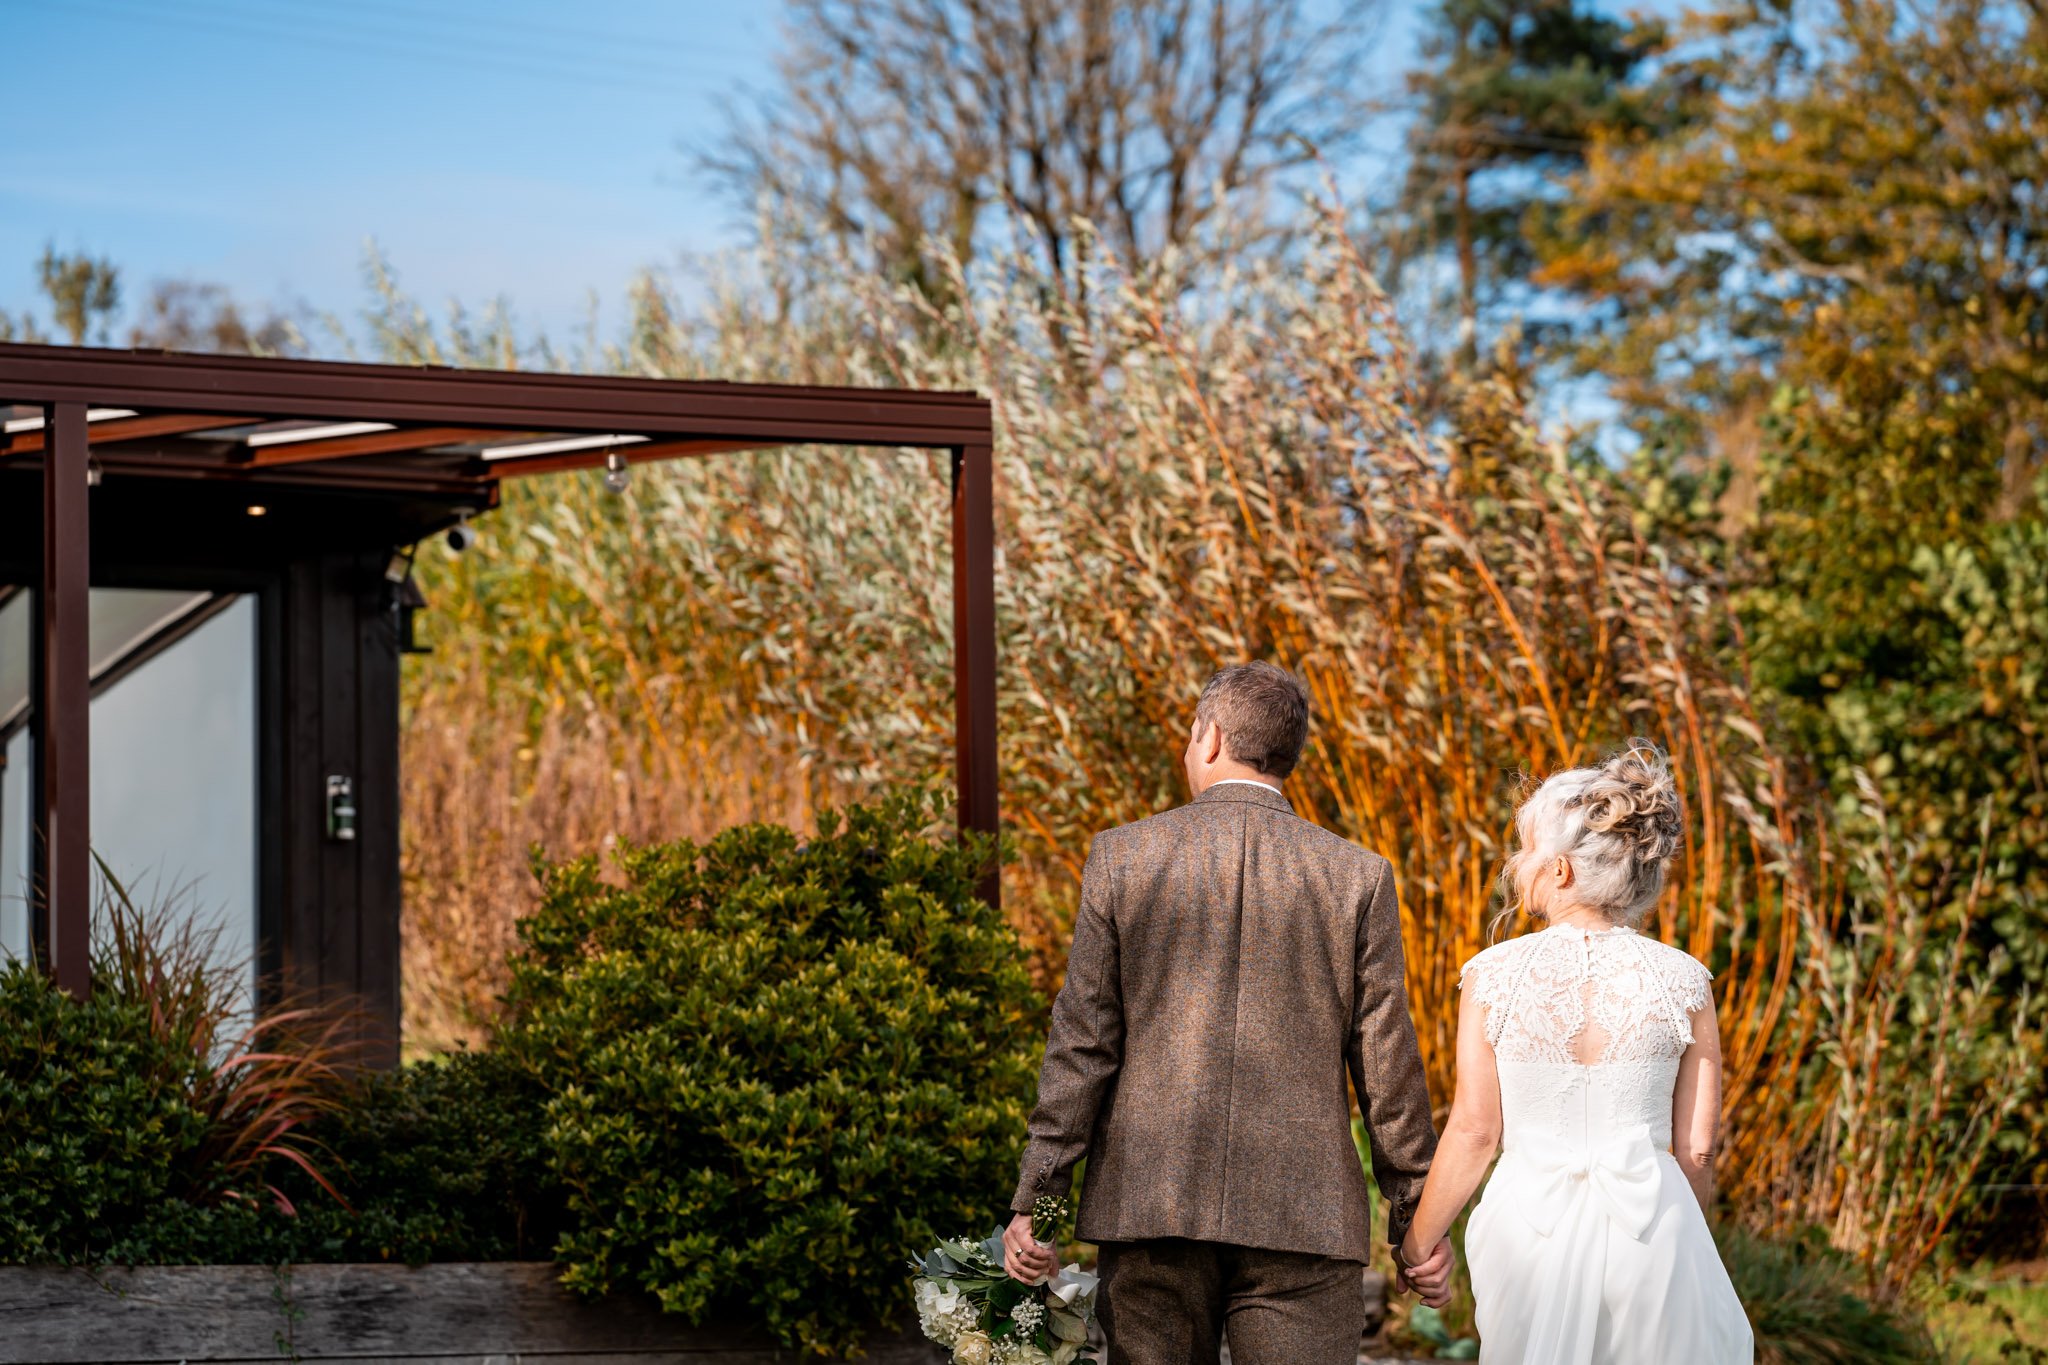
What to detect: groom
<box><xmin>1002</xmin><ymin>663</ymin><xmax>1452</xmax><ymax>1364</ymax></box>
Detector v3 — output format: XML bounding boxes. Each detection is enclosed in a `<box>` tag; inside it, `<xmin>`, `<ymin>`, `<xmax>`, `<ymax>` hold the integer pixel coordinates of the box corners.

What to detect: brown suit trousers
<box><xmin>1097</xmin><ymin>1239</ymin><xmax>1366</xmax><ymax>1365</ymax></box>
<box><xmin>1012</xmin><ymin>783</ymin><xmax>1438</xmax><ymax>1356</ymax></box>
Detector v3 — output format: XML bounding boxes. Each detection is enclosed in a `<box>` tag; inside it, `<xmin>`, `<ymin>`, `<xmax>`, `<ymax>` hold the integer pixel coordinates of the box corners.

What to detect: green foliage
<box><xmin>0</xmin><ymin>919</ymin><xmax>549</xmax><ymax>1267</ymax></box>
<box><xmin>309</xmin><ymin>1049</ymin><xmax>555</xmax><ymax>1264</ymax></box>
<box><xmin>1742</xmin><ymin>397</ymin><xmax>2048</xmax><ymax>1248</ymax></box>
<box><xmin>1720</xmin><ymin>1226</ymin><xmax>1938</xmax><ymax>1364</ymax></box>
<box><xmin>496</xmin><ymin>792</ymin><xmax>1038</xmax><ymax>1355</ymax></box>
<box><xmin>0</xmin><ymin>960</ymin><xmax>210</xmax><ymax>1262</ymax></box>
<box><xmin>1927</xmin><ymin>1274</ymin><xmax>2048</xmax><ymax>1363</ymax></box>
<box><xmin>89</xmin><ymin>1050</ymin><xmax>553</xmax><ymax>1266</ymax></box>
<box><xmin>1407</xmin><ymin>1303</ymin><xmax>1481</xmax><ymax>1359</ymax></box>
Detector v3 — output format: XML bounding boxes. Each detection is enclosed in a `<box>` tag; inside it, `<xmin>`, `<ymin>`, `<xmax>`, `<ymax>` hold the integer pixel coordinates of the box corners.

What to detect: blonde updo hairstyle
<box><xmin>1499</xmin><ymin>738</ymin><xmax>1685</xmax><ymax>933</ymax></box>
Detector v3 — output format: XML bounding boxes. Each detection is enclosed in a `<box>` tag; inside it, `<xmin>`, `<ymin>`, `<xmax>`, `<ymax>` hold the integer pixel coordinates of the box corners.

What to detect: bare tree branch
<box><xmin>697</xmin><ymin>0</ymin><xmax>1380</xmax><ymax>293</ymax></box>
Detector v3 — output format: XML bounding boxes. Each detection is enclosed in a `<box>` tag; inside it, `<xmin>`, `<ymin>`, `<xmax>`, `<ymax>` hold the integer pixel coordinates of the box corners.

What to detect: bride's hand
<box><xmin>1398</xmin><ymin>1235</ymin><xmax>1456</xmax><ymax>1308</ymax></box>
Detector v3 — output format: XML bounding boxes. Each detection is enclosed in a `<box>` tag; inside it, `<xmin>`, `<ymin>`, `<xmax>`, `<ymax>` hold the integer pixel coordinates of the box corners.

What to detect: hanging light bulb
<box><xmin>603</xmin><ymin>449</ymin><xmax>630</xmax><ymax>493</ymax></box>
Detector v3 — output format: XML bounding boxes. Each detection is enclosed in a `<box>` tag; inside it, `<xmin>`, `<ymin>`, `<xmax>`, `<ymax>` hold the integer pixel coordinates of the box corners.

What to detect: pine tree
<box><xmin>1395</xmin><ymin>0</ymin><xmax>1665</xmax><ymax>371</ymax></box>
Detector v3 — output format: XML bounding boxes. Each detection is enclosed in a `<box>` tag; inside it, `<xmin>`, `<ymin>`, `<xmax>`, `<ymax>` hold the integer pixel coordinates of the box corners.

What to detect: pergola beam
<box><xmin>34</xmin><ymin>402</ymin><xmax>92</xmax><ymax>997</ymax></box>
<box><xmin>235</xmin><ymin>425</ymin><xmax>516</xmax><ymax>467</ymax></box>
<box><xmin>486</xmin><ymin>437</ymin><xmax>770</xmax><ymax>480</ymax></box>
<box><xmin>0</xmin><ymin>345</ymin><xmax>991</xmax><ymax>448</ymax></box>
<box><xmin>4</xmin><ymin>412</ymin><xmax>242</xmax><ymax>458</ymax></box>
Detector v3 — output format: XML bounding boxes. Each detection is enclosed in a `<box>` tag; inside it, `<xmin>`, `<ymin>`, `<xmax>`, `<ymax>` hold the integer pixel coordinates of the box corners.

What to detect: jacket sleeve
<box><xmin>1009</xmin><ymin>836</ymin><xmax>1124</xmax><ymax>1214</ymax></box>
<box><xmin>1346</xmin><ymin>858</ymin><xmax>1440</xmax><ymax>1248</ymax></box>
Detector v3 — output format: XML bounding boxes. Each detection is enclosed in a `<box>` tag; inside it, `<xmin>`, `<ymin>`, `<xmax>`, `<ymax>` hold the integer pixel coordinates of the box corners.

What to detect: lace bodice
<box><xmin>1460</xmin><ymin>926</ymin><xmax>1713</xmax><ymax>1151</ymax></box>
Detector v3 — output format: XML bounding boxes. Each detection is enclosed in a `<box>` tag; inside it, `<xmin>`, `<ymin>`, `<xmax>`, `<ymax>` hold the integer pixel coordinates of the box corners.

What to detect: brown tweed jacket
<box><xmin>1010</xmin><ymin>782</ymin><xmax>1439</xmax><ymax>1262</ymax></box>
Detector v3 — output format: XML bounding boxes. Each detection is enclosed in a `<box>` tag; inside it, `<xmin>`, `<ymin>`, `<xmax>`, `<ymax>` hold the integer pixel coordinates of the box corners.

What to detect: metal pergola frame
<box><xmin>0</xmin><ymin>342</ymin><xmax>1000</xmax><ymax>1000</ymax></box>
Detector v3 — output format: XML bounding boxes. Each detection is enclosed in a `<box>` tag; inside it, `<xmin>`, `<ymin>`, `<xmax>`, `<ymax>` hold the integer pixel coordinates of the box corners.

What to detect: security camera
<box><xmin>446</xmin><ymin>515</ymin><xmax>478</xmax><ymax>553</ymax></box>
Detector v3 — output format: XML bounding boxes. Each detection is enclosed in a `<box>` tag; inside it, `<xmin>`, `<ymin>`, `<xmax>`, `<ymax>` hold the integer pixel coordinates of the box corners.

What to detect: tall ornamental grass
<box><xmin>392</xmin><ymin>209</ymin><xmax>2037</xmax><ymax>1295</ymax></box>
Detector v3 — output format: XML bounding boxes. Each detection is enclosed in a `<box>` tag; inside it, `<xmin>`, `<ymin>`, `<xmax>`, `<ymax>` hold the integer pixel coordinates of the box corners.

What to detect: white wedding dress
<box><xmin>1458</xmin><ymin>925</ymin><xmax>1753</xmax><ymax>1365</ymax></box>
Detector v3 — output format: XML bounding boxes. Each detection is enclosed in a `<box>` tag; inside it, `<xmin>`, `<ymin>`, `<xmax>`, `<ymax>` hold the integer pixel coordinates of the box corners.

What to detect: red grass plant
<box><xmin>94</xmin><ymin>856</ymin><xmax>353</xmax><ymax>1214</ymax></box>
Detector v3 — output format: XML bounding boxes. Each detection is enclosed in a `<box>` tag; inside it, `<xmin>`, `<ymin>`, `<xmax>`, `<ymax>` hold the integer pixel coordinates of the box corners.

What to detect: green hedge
<box><xmin>0</xmin><ymin>962</ymin><xmax>210</xmax><ymax>1262</ymax></box>
<box><xmin>499</xmin><ymin>792</ymin><xmax>1040</xmax><ymax>1354</ymax></box>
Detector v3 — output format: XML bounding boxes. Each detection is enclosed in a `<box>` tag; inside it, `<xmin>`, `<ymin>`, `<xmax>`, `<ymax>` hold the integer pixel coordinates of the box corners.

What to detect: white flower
<box><xmin>1046</xmin><ymin>1265</ymin><xmax>1100</xmax><ymax>1311</ymax></box>
<box><xmin>1010</xmin><ymin>1297</ymin><xmax>1046</xmax><ymax>1334</ymax></box>
<box><xmin>953</xmin><ymin>1330</ymin><xmax>995</xmax><ymax>1365</ymax></box>
<box><xmin>914</xmin><ymin>1279</ymin><xmax>978</xmax><ymax>1347</ymax></box>
<box><xmin>1050</xmin><ymin>1342</ymin><xmax>1083</xmax><ymax>1365</ymax></box>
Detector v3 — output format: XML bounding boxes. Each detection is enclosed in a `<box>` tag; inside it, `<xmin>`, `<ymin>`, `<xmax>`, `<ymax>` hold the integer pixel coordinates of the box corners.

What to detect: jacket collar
<box><xmin>1192</xmin><ymin>781</ymin><xmax>1293</xmax><ymax>813</ymax></box>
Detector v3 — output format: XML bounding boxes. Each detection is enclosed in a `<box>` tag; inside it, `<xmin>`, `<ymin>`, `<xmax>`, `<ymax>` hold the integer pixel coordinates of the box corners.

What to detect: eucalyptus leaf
<box><xmin>1047</xmin><ymin>1308</ymin><xmax>1089</xmax><ymax>1342</ymax></box>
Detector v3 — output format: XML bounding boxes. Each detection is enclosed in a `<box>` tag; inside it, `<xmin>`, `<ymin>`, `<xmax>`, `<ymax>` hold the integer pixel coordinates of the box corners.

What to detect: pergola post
<box><xmin>34</xmin><ymin>401</ymin><xmax>92</xmax><ymax>997</ymax></box>
<box><xmin>951</xmin><ymin>442</ymin><xmax>1000</xmax><ymax>908</ymax></box>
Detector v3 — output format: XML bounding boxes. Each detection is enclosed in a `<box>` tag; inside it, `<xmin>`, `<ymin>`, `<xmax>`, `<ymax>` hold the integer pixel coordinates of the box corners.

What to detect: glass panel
<box><xmin>0</xmin><ymin>588</ymin><xmax>27</xmax><ymax>960</ymax></box>
<box><xmin>90</xmin><ymin>592</ymin><xmax>259</xmax><ymax>1005</ymax></box>
<box><xmin>0</xmin><ymin>587</ymin><xmax>259</xmax><ymax>1009</ymax></box>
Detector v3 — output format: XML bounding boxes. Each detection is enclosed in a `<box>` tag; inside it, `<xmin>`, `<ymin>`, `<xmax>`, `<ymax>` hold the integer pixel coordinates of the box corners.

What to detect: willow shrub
<box><xmin>496</xmin><ymin>792</ymin><xmax>1038</xmax><ymax>1355</ymax></box>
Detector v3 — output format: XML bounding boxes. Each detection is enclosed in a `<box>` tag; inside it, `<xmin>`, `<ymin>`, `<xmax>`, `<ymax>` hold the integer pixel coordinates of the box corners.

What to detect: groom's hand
<box><xmin>1398</xmin><ymin>1236</ymin><xmax>1456</xmax><ymax>1309</ymax></box>
<box><xmin>1002</xmin><ymin>1212</ymin><xmax>1058</xmax><ymax>1284</ymax></box>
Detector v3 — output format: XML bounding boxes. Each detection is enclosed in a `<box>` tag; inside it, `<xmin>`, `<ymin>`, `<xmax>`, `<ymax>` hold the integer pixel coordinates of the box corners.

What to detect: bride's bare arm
<box><xmin>1400</xmin><ymin>988</ymin><xmax>1501</xmax><ymax>1265</ymax></box>
<box><xmin>1671</xmin><ymin>997</ymin><xmax>1723</xmax><ymax>1214</ymax></box>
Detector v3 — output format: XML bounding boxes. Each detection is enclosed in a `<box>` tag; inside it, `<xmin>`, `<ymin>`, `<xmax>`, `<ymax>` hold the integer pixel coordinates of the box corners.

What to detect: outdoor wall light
<box><xmin>396</xmin><ymin>576</ymin><xmax>431</xmax><ymax>655</ymax></box>
<box><xmin>326</xmin><ymin>775</ymin><xmax>357</xmax><ymax>842</ymax></box>
<box><xmin>246</xmin><ymin>504</ymin><xmax>268</xmax><ymax>516</ymax></box>
<box><xmin>381</xmin><ymin>544</ymin><xmax>433</xmax><ymax>654</ymax></box>
<box><xmin>603</xmin><ymin>449</ymin><xmax>630</xmax><ymax>493</ymax></box>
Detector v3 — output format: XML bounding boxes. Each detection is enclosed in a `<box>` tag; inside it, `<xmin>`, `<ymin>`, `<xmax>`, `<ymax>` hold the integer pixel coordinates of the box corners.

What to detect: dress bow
<box><xmin>1505</xmin><ymin>1124</ymin><xmax>1662</xmax><ymax>1242</ymax></box>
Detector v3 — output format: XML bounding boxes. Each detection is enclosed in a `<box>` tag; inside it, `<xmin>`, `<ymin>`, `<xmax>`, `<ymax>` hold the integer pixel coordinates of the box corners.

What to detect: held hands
<box><xmin>1397</xmin><ymin>1235</ymin><xmax>1456</xmax><ymax>1309</ymax></box>
<box><xmin>1002</xmin><ymin>1212</ymin><xmax>1058</xmax><ymax>1284</ymax></box>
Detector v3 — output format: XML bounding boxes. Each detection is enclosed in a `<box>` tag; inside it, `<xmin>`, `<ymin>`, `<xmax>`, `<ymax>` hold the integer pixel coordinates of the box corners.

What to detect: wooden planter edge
<box><xmin>0</xmin><ymin>1261</ymin><xmax>943</xmax><ymax>1364</ymax></box>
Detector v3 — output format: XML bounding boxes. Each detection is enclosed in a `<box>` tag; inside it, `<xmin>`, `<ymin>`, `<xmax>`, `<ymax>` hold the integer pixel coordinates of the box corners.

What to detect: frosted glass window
<box><xmin>0</xmin><ymin>588</ymin><xmax>258</xmax><ymax>1007</ymax></box>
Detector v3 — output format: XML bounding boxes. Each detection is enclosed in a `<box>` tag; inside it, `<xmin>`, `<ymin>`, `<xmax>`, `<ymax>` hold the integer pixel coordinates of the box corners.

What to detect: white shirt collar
<box><xmin>1210</xmin><ymin>778</ymin><xmax>1284</xmax><ymax>796</ymax></box>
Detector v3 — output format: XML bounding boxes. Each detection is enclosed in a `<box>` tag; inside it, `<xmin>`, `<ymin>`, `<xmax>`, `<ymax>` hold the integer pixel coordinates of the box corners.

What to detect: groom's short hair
<box><xmin>1196</xmin><ymin>662</ymin><xmax>1311</xmax><ymax>779</ymax></box>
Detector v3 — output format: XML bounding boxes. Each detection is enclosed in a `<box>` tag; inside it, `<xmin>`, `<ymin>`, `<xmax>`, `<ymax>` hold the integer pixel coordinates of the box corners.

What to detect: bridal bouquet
<box><xmin>908</xmin><ymin>1196</ymin><xmax>1099</xmax><ymax>1365</ymax></box>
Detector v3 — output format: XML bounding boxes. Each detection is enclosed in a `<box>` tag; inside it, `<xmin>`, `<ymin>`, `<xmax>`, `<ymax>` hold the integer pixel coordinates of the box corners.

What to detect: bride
<box><xmin>1396</xmin><ymin>741</ymin><xmax>1753</xmax><ymax>1364</ymax></box>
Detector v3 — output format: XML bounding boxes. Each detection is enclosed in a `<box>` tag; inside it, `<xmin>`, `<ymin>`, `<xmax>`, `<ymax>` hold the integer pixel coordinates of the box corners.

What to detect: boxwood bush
<box><xmin>0</xmin><ymin>961</ymin><xmax>210</xmax><ymax>1262</ymax></box>
<box><xmin>498</xmin><ymin>792</ymin><xmax>1040</xmax><ymax>1355</ymax></box>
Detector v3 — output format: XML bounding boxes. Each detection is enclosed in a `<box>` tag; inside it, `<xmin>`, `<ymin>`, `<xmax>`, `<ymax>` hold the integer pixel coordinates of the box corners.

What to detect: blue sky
<box><xmin>1</xmin><ymin>0</ymin><xmax>785</xmax><ymax>342</ymax></box>
<box><xmin>1</xmin><ymin>0</ymin><xmax>1424</xmax><ymax>346</ymax></box>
